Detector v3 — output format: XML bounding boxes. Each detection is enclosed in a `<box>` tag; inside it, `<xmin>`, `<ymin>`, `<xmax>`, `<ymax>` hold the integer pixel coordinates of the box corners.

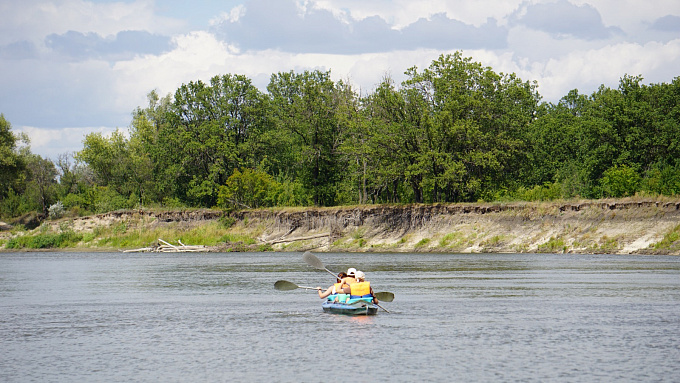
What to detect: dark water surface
<box><xmin>1</xmin><ymin>252</ymin><xmax>678</xmax><ymax>382</ymax></box>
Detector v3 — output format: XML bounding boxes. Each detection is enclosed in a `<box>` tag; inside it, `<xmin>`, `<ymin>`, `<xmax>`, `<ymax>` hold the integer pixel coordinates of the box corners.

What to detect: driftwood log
<box><xmin>264</xmin><ymin>233</ymin><xmax>330</xmax><ymax>245</ymax></box>
<box><xmin>123</xmin><ymin>238</ymin><xmax>208</xmax><ymax>253</ymax></box>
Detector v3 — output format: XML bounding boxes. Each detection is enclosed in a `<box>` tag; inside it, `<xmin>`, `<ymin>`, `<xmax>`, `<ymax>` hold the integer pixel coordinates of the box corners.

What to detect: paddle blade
<box><xmin>274</xmin><ymin>280</ymin><xmax>299</xmax><ymax>291</ymax></box>
<box><xmin>302</xmin><ymin>251</ymin><xmax>326</xmax><ymax>270</ymax></box>
<box><xmin>374</xmin><ymin>291</ymin><xmax>394</xmax><ymax>302</ymax></box>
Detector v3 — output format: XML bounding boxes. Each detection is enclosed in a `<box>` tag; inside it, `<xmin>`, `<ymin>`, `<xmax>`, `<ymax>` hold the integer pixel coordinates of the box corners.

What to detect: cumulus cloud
<box><xmin>0</xmin><ymin>0</ymin><xmax>183</xmax><ymax>46</ymax></box>
<box><xmin>45</xmin><ymin>30</ymin><xmax>174</xmax><ymax>61</ymax></box>
<box><xmin>514</xmin><ymin>0</ymin><xmax>622</xmax><ymax>40</ymax></box>
<box><xmin>3</xmin><ymin>0</ymin><xmax>680</xmax><ymax>161</ymax></box>
<box><xmin>310</xmin><ymin>0</ymin><xmax>523</xmax><ymax>29</ymax></box>
<box><xmin>650</xmin><ymin>15</ymin><xmax>680</xmax><ymax>32</ymax></box>
<box><xmin>17</xmin><ymin>126</ymin><xmax>120</xmax><ymax>160</ymax></box>
<box><xmin>212</xmin><ymin>0</ymin><xmax>507</xmax><ymax>53</ymax></box>
<box><xmin>0</xmin><ymin>41</ymin><xmax>39</xmax><ymax>60</ymax></box>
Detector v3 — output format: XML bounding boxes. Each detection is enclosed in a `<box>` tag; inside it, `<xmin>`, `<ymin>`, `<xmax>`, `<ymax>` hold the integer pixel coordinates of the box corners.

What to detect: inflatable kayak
<box><xmin>322</xmin><ymin>297</ymin><xmax>378</xmax><ymax>316</ymax></box>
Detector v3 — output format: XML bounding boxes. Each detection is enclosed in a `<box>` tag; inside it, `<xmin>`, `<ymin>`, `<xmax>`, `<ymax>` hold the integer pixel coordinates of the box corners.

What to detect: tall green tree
<box><xmin>76</xmin><ymin>130</ymin><xmax>131</xmax><ymax>193</ymax></box>
<box><xmin>25</xmin><ymin>155</ymin><xmax>57</xmax><ymax>216</ymax></box>
<box><xmin>359</xmin><ymin>77</ymin><xmax>419</xmax><ymax>203</ymax></box>
<box><xmin>0</xmin><ymin>114</ymin><xmax>27</xmax><ymax>201</ymax></box>
<box><xmin>158</xmin><ymin>74</ymin><xmax>269</xmax><ymax>206</ymax></box>
<box><xmin>267</xmin><ymin>70</ymin><xmax>344</xmax><ymax>206</ymax></box>
<box><xmin>382</xmin><ymin>52</ymin><xmax>540</xmax><ymax>202</ymax></box>
<box><xmin>129</xmin><ymin>90</ymin><xmax>173</xmax><ymax>204</ymax></box>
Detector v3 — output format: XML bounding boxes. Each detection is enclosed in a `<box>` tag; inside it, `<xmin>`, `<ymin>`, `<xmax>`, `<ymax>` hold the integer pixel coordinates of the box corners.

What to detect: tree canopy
<box><xmin>2</xmin><ymin>53</ymin><xmax>679</xmax><ymax>219</ymax></box>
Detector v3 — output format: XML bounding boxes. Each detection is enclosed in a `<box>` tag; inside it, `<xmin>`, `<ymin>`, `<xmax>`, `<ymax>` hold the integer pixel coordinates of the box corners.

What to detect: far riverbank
<box><xmin>1</xmin><ymin>198</ymin><xmax>679</xmax><ymax>254</ymax></box>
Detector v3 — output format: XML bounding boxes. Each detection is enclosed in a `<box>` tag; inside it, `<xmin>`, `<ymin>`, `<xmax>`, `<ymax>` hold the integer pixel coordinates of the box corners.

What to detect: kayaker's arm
<box><xmin>318</xmin><ymin>286</ymin><xmax>333</xmax><ymax>299</ymax></box>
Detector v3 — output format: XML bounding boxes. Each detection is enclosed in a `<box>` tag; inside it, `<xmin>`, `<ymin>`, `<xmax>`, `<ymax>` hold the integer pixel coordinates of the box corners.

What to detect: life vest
<box><xmin>332</xmin><ymin>282</ymin><xmax>344</xmax><ymax>294</ymax></box>
<box><xmin>349</xmin><ymin>281</ymin><xmax>372</xmax><ymax>298</ymax></box>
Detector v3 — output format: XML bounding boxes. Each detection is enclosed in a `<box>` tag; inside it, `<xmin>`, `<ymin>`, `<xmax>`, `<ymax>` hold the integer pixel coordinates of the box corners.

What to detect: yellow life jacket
<box><xmin>332</xmin><ymin>282</ymin><xmax>344</xmax><ymax>294</ymax></box>
<box><xmin>349</xmin><ymin>281</ymin><xmax>371</xmax><ymax>297</ymax></box>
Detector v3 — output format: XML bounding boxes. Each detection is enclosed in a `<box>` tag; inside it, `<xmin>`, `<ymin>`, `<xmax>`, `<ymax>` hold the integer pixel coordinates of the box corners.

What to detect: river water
<box><xmin>1</xmin><ymin>252</ymin><xmax>678</xmax><ymax>382</ymax></box>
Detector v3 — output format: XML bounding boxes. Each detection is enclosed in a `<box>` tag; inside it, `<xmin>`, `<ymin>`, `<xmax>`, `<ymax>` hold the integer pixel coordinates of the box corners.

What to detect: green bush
<box><xmin>415</xmin><ymin>238</ymin><xmax>431</xmax><ymax>248</ymax></box>
<box><xmin>537</xmin><ymin>237</ymin><xmax>566</xmax><ymax>253</ymax></box>
<box><xmin>653</xmin><ymin>224</ymin><xmax>680</xmax><ymax>250</ymax></box>
<box><xmin>513</xmin><ymin>182</ymin><xmax>563</xmax><ymax>201</ymax></box>
<box><xmin>642</xmin><ymin>163</ymin><xmax>680</xmax><ymax>196</ymax></box>
<box><xmin>6</xmin><ymin>230</ymin><xmax>83</xmax><ymax>249</ymax></box>
<box><xmin>218</xmin><ymin>168</ymin><xmax>283</xmax><ymax>209</ymax></box>
<box><xmin>48</xmin><ymin>201</ymin><xmax>65</xmax><ymax>219</ymax></box>
<box><xmin>600</xmin><ymin>165</ymin><xmax>640</xmax><ymax>198</ymax></box>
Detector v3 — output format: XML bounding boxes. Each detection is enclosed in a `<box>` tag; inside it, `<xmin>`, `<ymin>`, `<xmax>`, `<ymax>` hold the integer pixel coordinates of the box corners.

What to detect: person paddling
<box><xmin>341</xmin><ymin>268</ymin><xmax>357</xmax><ymax>286</ymax></box>
<box><xmin>342</xmin><ymin>270</ymin><xmax>378</xmax><ymax>304</ymax></box>
<box><xmin>317</xmin><ymin>272</ymin><xmax>348</xmax><ymax>299</ymax></box>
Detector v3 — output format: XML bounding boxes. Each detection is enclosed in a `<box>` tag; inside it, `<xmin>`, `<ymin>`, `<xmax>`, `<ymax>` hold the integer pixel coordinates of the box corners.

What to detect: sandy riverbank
<box><xmin>2</xmin><ymin>199</ymin><xmax>679</xmax><ymax>254</ymax></box>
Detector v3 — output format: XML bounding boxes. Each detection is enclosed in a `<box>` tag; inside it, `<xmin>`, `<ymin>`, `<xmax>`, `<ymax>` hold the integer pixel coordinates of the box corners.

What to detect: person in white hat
<box><xmin>340</xmin><ymin>268</ymin><xmax>357</xmax><ymax>286</ymax></box>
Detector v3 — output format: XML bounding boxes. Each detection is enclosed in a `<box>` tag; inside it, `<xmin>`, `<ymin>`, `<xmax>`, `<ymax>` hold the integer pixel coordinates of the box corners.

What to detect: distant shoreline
<box><xmin>2</xmin><ymin>198</ymin><xmax>679</xmax><ymax>254</ymax></box>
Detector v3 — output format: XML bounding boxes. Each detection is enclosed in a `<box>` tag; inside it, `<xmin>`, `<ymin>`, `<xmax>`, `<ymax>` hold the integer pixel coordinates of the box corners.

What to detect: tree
<box><xmin>394</xmin><ymin>53</ymin><xmax>540</xmax><ymax>202</ymax></box>
<box><xmin>267</xmin><ymin>70</ymin><xmax>344</xmax><ymax>206</ymax></box>
<box><xmin>76</xmin><ymin>130</ymin><xmax>130</xmax><ymax>192</ymax></box>
<box><xmin>0</xmin><ymin>114</ymin><xmax>27</xmax><ymax>200</ymax></box>
<box><xmin>25</xmin><ymin>155</ymin><xmax>57</xmax><ymax>216</ymax></box>
<box><xmin>157</xmin><ymin>74</ymin><xmax>269</xmax><ymax>207</ymax></box>
<box><xmin>358</xmin><ymin>77</ymin><xmax>419</xmax><ymax>203</ymax></box>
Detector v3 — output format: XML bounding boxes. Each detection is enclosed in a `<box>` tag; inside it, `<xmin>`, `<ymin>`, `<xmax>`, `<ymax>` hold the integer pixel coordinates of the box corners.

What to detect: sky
<box><xmin>1</xmin><ymin>0</ymin><xmax>679</xmax><ymax>160</ymax></box>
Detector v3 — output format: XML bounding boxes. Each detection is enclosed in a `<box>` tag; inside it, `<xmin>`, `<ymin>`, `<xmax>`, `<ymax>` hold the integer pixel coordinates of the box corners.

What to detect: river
<box><xmin>1</xmin><ymin>252</ymin><xmax>678</xmax><ymax>382</ymax></box>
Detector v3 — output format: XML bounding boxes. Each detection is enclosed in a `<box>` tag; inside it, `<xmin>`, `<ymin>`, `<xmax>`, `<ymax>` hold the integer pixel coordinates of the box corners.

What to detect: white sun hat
<box><xmin>347</xmin><ymin>268</ymin><xmax>357</xmax><ymax>276</ymax></box>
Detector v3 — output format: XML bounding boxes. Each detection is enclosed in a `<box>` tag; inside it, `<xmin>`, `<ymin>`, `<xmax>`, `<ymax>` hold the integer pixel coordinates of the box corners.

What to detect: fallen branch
<box><xmin>122</xmin><ymin>238</ymin><xmax>209</xmax><ymax>253</ymax></box>
<box><xmin>267</xmin><ymin>233</ymin><xmax>330</xmax><ymax>244</ymax></box>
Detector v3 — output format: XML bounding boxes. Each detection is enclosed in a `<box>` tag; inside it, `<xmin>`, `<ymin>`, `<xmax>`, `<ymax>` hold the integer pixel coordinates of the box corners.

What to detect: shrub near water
<box><xmin>95</xmin><ymin>221</ymin><xmax>235</xmax><ymax>249</ymax></box>
<box><xmin>653</xmin><ymin>224</ymin><xmax>680</xmax><ymax>251</ymax></box>
<box><xmin>6</xmin><ymin>230</ymin><xmax>83</xmax><ymax>249</ymax></box>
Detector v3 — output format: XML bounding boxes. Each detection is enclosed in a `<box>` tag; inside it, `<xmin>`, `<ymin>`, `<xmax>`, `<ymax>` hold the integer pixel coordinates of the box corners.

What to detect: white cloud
<box><xmin>3</xmin><ymin>0</ymin><xmax>679</xmax><ymax>162</ymax></box>
<box><xmin>310</xmin><ymin>0</ymin><xmax>523</xmax><ymax>28</ymax></box>
<box><xmin>209</xmin><ymin>4</ymin><xmax>247</xmax><ymax>26</ymax></box>
<box><xmin>0</xmin><ymin>0</ymin><xmax>183</xmax><ymax>46</ymax></box>
<box><xmin>112</xmin><ymin>31</ymin><xmax>240</xmax><ymax>108</ymax></box>
<box><xmin>511</xmin><ymin>39</ymin><xmax>680</xmax><ymax>101</ymax></box>
<box><xmin>573</xmin><ymin>0</ymin><xmax>680</xmax><ymax>31</ymax></box>
<box><xmin>17</xmin><ymin>125</ymin><xmax>119</xmax><ymax>160</ymax></box>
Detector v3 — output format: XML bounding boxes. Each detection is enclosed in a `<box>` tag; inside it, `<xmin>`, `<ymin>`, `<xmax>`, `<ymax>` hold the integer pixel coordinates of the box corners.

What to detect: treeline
<box><xmin>1</xmin><ymin>52</ymin><xmax>679</xmax><ymax>220</ymax></box>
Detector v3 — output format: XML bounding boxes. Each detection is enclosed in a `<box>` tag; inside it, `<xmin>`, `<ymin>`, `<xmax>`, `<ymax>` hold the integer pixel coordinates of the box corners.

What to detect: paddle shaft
<box><xmin>274</xmin><ymin>280</ymin><xmax>321</xmax><ymax>291</ymax></box>
<box><xmin>322</xmin><ymin>267</ymin><xmax>338</xmax><ymax>278</ymax></box>
<box><xmin>297</xmin><ymin>285</ymin><xmax>322</xmax><ymax>290</ymax></box>
<box><xmin>376</xmin><ymin>302</ymin><xmax>391</xmax><ymax>313</ymax></box>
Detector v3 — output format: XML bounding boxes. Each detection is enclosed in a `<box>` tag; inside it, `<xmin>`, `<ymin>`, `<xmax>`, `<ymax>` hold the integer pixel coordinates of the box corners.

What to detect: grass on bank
<box><xmin>3</xmin><ymin>219</ymin><xmax>259</xmax><ymax>251</ymax></box>
<box><xmin>653</xmin><ymin>224</ymin><xmax>680</xmax><ymax>251</ymax></box>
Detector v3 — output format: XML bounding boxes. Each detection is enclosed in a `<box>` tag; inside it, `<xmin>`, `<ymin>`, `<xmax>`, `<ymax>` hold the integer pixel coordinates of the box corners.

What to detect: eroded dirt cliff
<box><xmin>4</xmin><ymin>199</ymin><xmax>679</xmax><ymax>254</ymax></box>
<box><xmin>233</xmin><ymin>200</ymin><xmax>680</xmax><ymax>254</ymax></box>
